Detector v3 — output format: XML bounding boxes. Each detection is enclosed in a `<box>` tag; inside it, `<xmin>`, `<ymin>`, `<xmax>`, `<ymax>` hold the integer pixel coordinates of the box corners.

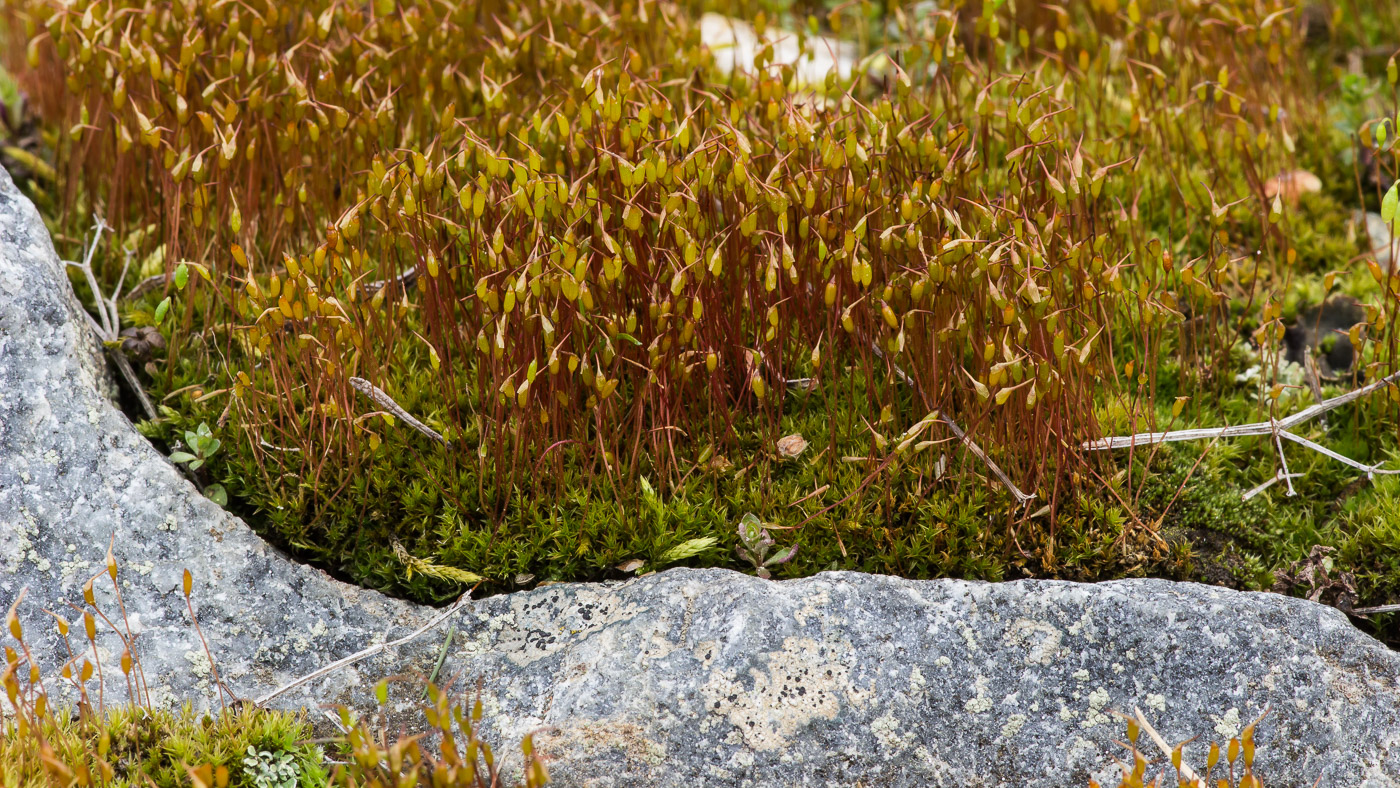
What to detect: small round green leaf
<box><xmin>205</xmin><ymin>484</ymin><xmax>228</xmax><ymax>507</ymax></box>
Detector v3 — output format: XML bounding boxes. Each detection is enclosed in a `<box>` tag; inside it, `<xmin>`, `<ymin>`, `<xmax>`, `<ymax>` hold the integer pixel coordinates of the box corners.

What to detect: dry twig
<box><xmin>362</xmin><ymin>265</ymin><xmax>420</xmax><ymax>295</ymax></box>
<box><xmin>349</xmin><ymin>376</ymin><xmax>451</xmax><ymax>448</ymax></box>
<box><xmin>1132</xmin><ymin>707</ymin><xmax>1205</xmax><ymax>788</ymax></box>
<box><xmin>122</xmin><ymin>271</ymin><xmax>169</xmax><ymax>301</ymax></box>
<box><xmin>1351</xmin><ymin>603</ymin><xmax>1400</xmax><ymax>615</ymax></box>
<box><xmin>64</xmin><ymin>216</ymin><xmax>157</xmax><ymax>420</ymax></box>
<box><xmin>795</xmin><ymin>280</ymin><xmax>1033</xmax><ymax>505</ymax></box>
<box><xmin>871</xmin><ymin>342</ymin><xmax>1036</xmax><ymax>505</ymax></box>
<box><xmin>1085</xmin><ymin>369</ymin><xmax>1400</xmax><ymax>498</ymax></box>
<box><xmin>254</xmin><ymin>593</ymin><xmax>471</xmax><ymax>707</ymax></box>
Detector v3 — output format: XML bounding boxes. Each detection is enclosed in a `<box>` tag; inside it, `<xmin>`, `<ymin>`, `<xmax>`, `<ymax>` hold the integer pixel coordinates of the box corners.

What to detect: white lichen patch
<box><xmin>871</xmin><ymin>713</ymin><xmax>899</xmax><ymax>748</ymax></box>
<box><xmin>1213</xmin><ymin>707</ymin><xmax>1242</xmax><ymax>739</ymax></box>
<box><xmin>640</xmin><ymin>628</ymin><xmax>677</xmax><ymax>662</ymax></box>
<box><xmin>1007</xmin><ymin>618</ymin><xmax>1064</xmax><ymax>666</ymax></box>
<box><xmin>963</xmin><ymin>676</ymin><xmax>993</xmax><ymax>714</ymax></box>
<box><xmin>935</xmin><ymin>655</ymin><xmax>952</xmax><ymax>667</ymax></box>
<box><xmin>694</xmin><ymin>639</ymin><xmax>719</xmax><ymax>669</ymax></box>
<box><xmin>1000</xmin><ymin>713</ymin><xmax>1028</xmax><ymax>739</ymax></box>
<box><xmin>1067</xmin><ymin>736</ymin><xmax>1100</xmax><ymax>764</ymax></box>
<box><xmin>700</xmin><ymin>637</ymin><xmax>857</xmax><ymax>752</ymax></box>
<box><xmin>1</xmin><ymin>508</ymin><xmax>39</xmax><ymax>574</ymax></box>
<box><xmin>27</xmin><ymin>550</ymin><xmax>51</xmax><ymax>572</ymax></box>
<box><xmin>909</xmin><ymin>665</ymin><xmax>926</xmax><ymax>694</ymax></box>
<box><xmin>965</xmin><ymin>695</ymin><xmax>994</xmax><ymax>713</ymax></box>
<box><xmin>1145</xmin><ymin>693</ymin><xmax>1166</xmax><ymax>712</ymax></box>
<box><xmin>185</xmin><ymin>649</ymin><xmax>213</xmax><ymax>677</ymax></box>
<box><xmin>1073</xmin><ymin>669</ymin><xmax>1090</xmax><ymax>681</ymax></box>
<box><xmin>1066</xmin><ymin>611</ymin><xmax>1097</xmax><ymax>642</ymax></box>
<box><xmin>1080</xmin><ymin>687</ymin><xmax>1112</xmax><ymax>729</ymax></box>
<box><xmin>1261</xmin><ymin>662</ymin><xmax>1291</xmax><ymax>692</ymax></box>
<box><xmin>59</xmin><ymin>556</ymin><xmax>91</xmax><ymax>587</ymax></box>
<box><xmin>871</xmin><ymin>712</ymin><xmax>915</xmax><ymax>750</ymax></box>
<box><xmin>792</xmin><ymin>590</ymin><xmax>830</xmax><ymax>627</ymax></box>
<box><xmin>146</xmin><ymin>684</ymin><xmax>176</xmax><ymax>709</ymax></box>
<box><xmin>537</xmin><ymin>721</ymin><xmax>667</xmax><ymax>766</ymax></box>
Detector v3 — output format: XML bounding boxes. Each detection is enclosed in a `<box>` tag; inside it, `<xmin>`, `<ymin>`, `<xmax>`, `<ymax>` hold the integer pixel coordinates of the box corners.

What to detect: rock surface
<box><xmin>2</xmin><ymin>162</ymin><xmax>1400</xmax><ymax>787</ymax></box>
<box><xmin>453</xmin><ymin>570</ymin><xmax>1400</xmax><ymax>788</ymax></box>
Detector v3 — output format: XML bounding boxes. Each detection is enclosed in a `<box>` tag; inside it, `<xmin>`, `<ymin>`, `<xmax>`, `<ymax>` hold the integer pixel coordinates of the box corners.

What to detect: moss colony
<box><xmin>3</xmin><ymin>0</ymin><xmax>1400</xmax><ymax>638</ymax></box>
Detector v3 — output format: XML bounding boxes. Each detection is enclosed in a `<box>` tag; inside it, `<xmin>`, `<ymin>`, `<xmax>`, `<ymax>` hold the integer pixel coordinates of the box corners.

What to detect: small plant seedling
<box><xmin>736</xmin><ymin>513</ymin><xmax>798</xmax><ymax>579</ymax></box>
<box><xmin>169</xmin><ymin>422</ymin><xmax>227</xmax><ymax>505</ymax></box>
<box><xmin>169</xmin><ymin>421</ymin><xmax>221</xmax><ymax>470</ymax></box>
<box><xmin>242</xmin><ymin>746</ymin><xmax>300</xmax><ymax>788</ymax></box>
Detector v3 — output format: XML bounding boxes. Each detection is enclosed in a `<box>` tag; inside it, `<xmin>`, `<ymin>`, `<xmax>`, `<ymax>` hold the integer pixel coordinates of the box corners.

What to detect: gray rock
<box><xmin>452</xmin><ymin>570</ymin><xmax>1400</xmax><ymax>788</ymax></box>
<box><xmin>3</xmin><ymin>163</ymin><xmax>1400</xmax><ymax>787</ymax></box>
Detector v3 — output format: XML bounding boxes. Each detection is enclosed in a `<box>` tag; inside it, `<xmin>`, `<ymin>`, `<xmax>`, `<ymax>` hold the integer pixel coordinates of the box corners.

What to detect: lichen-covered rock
<box><xmin>2</xmin><ymin>163</ymin><xmax>1399</xmax><ymax>787</ymax></box>
<box><xmin>444</xmin><ymin>570</ymin><xmax>1400</xmax><ymax>788</ymax></box>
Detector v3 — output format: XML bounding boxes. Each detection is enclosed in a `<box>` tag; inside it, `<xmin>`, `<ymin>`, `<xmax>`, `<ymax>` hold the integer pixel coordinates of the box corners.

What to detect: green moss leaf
<box><xmin>658</xmin><ymin>537</ymin><xmax>718</xmax><ymax>565</ymax></box>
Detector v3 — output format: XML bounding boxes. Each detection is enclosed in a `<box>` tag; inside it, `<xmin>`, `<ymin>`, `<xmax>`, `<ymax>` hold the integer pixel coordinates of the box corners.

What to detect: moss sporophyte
<box><xmin>5</xmin><ymin>0</ymin><xmax>1400</xmax><ymax>642</ymax></box>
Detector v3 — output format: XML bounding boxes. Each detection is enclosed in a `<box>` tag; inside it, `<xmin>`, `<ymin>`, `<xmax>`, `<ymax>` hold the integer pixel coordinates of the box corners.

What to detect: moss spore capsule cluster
<box><xmin>7</xmin><ymin>0</ymin><xmax>1400</xmax><ymax>616</ymax></box>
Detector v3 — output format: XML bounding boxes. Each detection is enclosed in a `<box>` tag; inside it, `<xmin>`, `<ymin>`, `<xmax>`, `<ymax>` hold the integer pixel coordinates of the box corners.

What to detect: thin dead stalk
<box><xmin>253</xmin><ymin>593</ymin><xmax>471</xmax><ymax>707</ymax></box>
<box><xmin>795</xmin><ymin>279</ymin><xmax>1034</xmax><ymax>506</ymax></box>
<box><xmin>870</xmin><ymin>341</ymin><xmax>1036</xmax><ymax>505</ymax></box>
<box><xmin>1084</xmin><ymin>370</ymin><xmax>1400</xmax><ymax>451</ymax></box>
<box><xmin>1132</xmin><ymin>707</ymin><xmax>1205</xmax><ymax>788</ymax></box>
<box><xmin>1085</xmin><ymin>369</ymin><xmax>1400</xmax><ymax>496</ymax></box>
<box><xmin>362</xmin><ymin>265</ymin><xmax>420</xmax><ymax>295</ymax></box>
<box><xmin>121</xmin><ymin>272</ymin><xmax>169</xmax><ymax>301</ymax></box>
<box><xmin>1351</xmin><ymin>603</ymin><xmax>1400</xmax><ymax>614</ymax></box>
<box><xmin>349</xmin><ymin>376</ymin><xmax>451</xmax><ymax>448</ymax></box>
<box><xmin>64</xmin><ymin>215</ymin><xmax>157</xmax><ymax>421</ymax></box>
